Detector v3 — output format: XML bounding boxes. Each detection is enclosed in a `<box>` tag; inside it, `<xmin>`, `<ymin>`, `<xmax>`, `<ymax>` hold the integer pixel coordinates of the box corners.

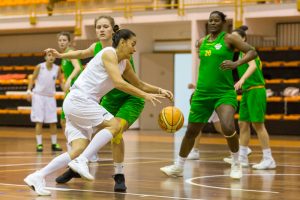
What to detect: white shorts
<box><xmin>63</xmin><ymin>90</ymin><xmax>114</xmax><ymax>144</ymax></box>
<box><xmin>30</xmin><ymin>93</ymin><xmax>57</xmax><ymax>123</ymax></box>
<box><xmin>208</xmin><ymin>111</ymin><xmax>220</xmax><ymax>123</ymax></box>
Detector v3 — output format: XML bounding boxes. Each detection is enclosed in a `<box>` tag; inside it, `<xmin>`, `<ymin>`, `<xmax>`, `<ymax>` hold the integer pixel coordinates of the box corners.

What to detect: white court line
<box><xmin>0</xmin><ymin>183</ymin><xmax>204</xmax><ymax>200</ymax></box>
<box><xmin>0</xmin><ymin>157</ymin><xmax>300</xmax><ymax>168</ymax></box>
<box><xmin>186</xmin><ymin>173</ymin><xmax>300</xmax><ymax>194</ymax></box>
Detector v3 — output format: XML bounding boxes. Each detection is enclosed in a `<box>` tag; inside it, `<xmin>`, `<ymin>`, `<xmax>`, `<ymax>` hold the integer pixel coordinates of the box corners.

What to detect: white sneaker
<box><xmin>160</xmin><ymin>165</ymin><xmax>183</xmax><ymax>177</ymax></box>
<box><xmin>239</xmin><ymin>155</ymin><xmax>249</xmax><ymax>167</ymax></box>
<box><xmin>247</xmin><ymin>147</ymin><xmax>252</xmax><ymax>155</ymax></box>
<box><xmin>230</xmin><ymin>162</ymin><xmax>242</xmax><ymax>179</ymax></box>
<box><xmin>252</xmin><ymin>158</ymin><xmax>276</xmax><ymax>170</ymax></box>
<box><xmin>223</xmin><ymin>156</ymin><xmax>249</xmax><ymax>167</ymax></box>
<box><xmin>24</xmin><ymin>171</ymin><xmax>51</xmax><ymax>196</ymax></box>
<box><xmin>223</xmin><ymin>156</ymin><xmax>232</xmax><ymax>165</ymax></box>
<box><xmin>89</xmin><ymin>154</ymin><xmax>100</xmax><ymax>163</ymax></box>
<box><xmin>68</xmin><ymin>157</ymin><xmax>94</xmax><ymax>180</ymax></box>
<box><xmin>187</xmin><ymin>149</ymin><xmax>200</xmax><ymax>160</ymax></box>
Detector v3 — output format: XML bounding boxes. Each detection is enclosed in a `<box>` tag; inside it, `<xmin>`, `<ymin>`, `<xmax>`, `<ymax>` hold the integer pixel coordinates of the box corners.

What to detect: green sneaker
<box><xmin>51</xmin><ymin>144</ymin><xmax>62</xmax><ymax>151</ymax></box>
<box><xmin>36</xmin><ymin>144</ymin><xmax>43</xmax><ymax>152</ymax></box>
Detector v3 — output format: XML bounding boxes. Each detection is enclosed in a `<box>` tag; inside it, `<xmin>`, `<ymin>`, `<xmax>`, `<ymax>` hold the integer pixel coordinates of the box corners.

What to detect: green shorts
<box><xmin>101</xmin><ymin>95</ymin><xmax>145</xmax><ymax>126</ymax></box>
<box><xmin>188</xmin><ymin>90</ymin><xmax>237</xmax><ymax>123</ymax></box>
<box><xmin>239</xmin><ymin>88</ymin><xmax>266</xmax><ymax>122</ymax></box>
<box><xmin>60</xmin><ymin>91</ymin><xmax>69</xmax><ymax>120</ymax></box>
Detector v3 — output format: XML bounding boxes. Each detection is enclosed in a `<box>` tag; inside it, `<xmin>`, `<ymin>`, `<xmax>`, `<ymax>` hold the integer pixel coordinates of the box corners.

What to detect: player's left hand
<box><xmin>220</xmin><ymin>60</ymin><xmax>238</xmax><ymax>70</ymax></box>
<box><xmin>234</xmin><ymin>78</ymin><xmax>245</xmax><ymax>90</ymax></box>
<box><xmin>159</xmin><ymin>88</ymin><xmax>174</xmax><ymax>102</ymax></box>
<box><xmin>64</xmin><ymin>79</ymin><xmax>71</xmax><ymax>92</ymax></box>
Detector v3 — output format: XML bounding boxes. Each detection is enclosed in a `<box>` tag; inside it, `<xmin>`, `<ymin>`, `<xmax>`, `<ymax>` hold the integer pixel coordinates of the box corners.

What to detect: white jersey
<box><xmin>32</xmin><ymin>62</ymin><xmax>59</xmax><ymax>97</ymax></box>
<box><xmin>72</xmin><ymin>47</ymin><xmax>127</xmax><ymax>102</ymax></box>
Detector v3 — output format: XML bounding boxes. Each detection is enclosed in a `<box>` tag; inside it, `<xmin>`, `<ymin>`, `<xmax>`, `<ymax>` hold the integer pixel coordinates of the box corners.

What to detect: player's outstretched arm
<box><xmin>122</xmin><ymin>60</ymin><xmax>173</xmax><ymax>101</ymax></box>
<box><xmin>44</xmin><ymin>43</ymin><xmax>96</xmax><ymax>59</ymax></box>
<box><xmin>103</xmin><ymin>51</ymin><xmax>165</xmax><ymax>106</ymax></box>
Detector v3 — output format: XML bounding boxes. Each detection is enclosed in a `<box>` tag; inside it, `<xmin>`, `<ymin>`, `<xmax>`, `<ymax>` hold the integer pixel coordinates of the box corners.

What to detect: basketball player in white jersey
<box><xmin>24</xmin><ymin>28</ymin><xmax>173</xmax><ymax>196</ymax></box>
<box><xmin>26</xmin><ymin>52</ymin><xmax>64</xmax><ymax>152</ymax></box>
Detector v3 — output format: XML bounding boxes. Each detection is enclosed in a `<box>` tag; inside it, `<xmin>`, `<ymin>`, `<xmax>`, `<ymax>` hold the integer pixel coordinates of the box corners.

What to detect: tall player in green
<box><xmin>46</xmin><ymin>16</ymin><xmax>146</xmax><ymax>192</ymax></box>
<box><xmin>57</xmin><ymin>32</ymin><xmax>83</xmax><ymax>141</ymax></box>
<box><xmin>226</xmin><ymin>26</ymin><xmax>276</xmax><ymax>170</ymax></box>
<box><xmin>160</xmin><ymin>11</ymin><xmax>257</xmax><ymax>179</ymax></box>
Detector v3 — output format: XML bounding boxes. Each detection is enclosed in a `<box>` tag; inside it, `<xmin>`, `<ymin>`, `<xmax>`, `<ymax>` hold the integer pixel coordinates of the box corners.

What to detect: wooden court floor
<box><xmin>0</xmin><ymin>127</ymin><xmax>299</xmax><ymax>200</ymax></box>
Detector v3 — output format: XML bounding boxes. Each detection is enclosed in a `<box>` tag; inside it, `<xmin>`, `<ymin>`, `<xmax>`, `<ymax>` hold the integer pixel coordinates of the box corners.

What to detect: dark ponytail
<box><xmin>112</xmin><ymin>29</ymin><xmax>136</xmax><ymax>48</ymax></box>
<box><xmin>233</xmin><ymin>25</ymin><xmax>248</xmax><ymax>39</ymax></box>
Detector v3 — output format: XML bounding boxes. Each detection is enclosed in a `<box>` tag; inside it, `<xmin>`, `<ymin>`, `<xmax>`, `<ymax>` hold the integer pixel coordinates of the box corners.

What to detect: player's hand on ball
<box><xmin>145</xmin><ymin>93</ymin><xmax>165</xmax><ymax>106</ymax></box>
<box><xmin>159</xmin><ymin>88</ymin><xmax>173</xmax><ymax>101</ymax></box>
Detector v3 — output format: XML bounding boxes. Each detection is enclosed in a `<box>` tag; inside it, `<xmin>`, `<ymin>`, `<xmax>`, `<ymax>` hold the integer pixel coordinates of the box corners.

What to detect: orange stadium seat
<box><xmin>267</xmin><ymin>96</ymin><xmax>283</xmax><ymax>102</ymax></box>
<box><xmin>284</xmin><ymin>96</ymin><xmax>300</xmax><ymax>102</ymax></box>
<box><xmin>264</xmin><ymin>61</ymin><xmax>283</xmax><ymax>67</ymax></box>
<box><xmin>283</xmin><ymin>115</ymin><xmax>300</xmax><ymax>120</ymax></box>
<box><xmin>283</xmin><ymin>79</ymin><xmax>300</xmax><ymax>84</ymax></box>
<box><xmin>257</xmin><ymin>47</ymin><xmax>273</xmax><ymax>51</ymax></box>
<box><xmin>265</xmin><ymin>114</ymin><xmax>283</xmax><ymax>120</ymax></box>
<box><xmin>274</xmin><ymin>46</ymin><xmax>290</xmax><ymax>51</ymax></box>
<box><xmin>265</xmin><ymin>79</ymin><xmax>283</xmax><ymax>84</ymax></box>
<box><xmin>283</xmin><ymin>61</ymin><xmax>300</xmax><ymax>67</ymax></box>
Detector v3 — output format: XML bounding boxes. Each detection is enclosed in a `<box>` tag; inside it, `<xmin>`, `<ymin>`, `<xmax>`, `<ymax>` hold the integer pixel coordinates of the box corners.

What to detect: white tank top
<box><xmin>33</xmin><ymin>62</ymin><xmax>59</xmax><ymax>97</ymax></box>
<box><xmin>72</xmin><ymin>47</ymin><xmax>127</xmax><ymax>102</ymax></box>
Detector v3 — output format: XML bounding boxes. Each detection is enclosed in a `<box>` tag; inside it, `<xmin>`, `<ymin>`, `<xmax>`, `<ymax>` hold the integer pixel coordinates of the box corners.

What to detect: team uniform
<box><xmin>237</xmin><ymin>53</ymin><xmax>266</xmax><ymax>122</ymax></box>
<box><xmin>189</xmin><ymin>31</ymin><xmax>237</xmax><ymax>123</ymax></box>
<box><xmin>31</xmin><ymin>62</ymin><xmax>59</xmax><ymax>123</ymax></box>
<box><xmin>94</xmin><ymin>42</ymin><xmax>145</xmax><ymax>131</ymax></box>
<box><xmin>63</xmin><ymin>47</ymin><xmax>126</xmax><ymax>144</ymax></box>
<box><xmin>60</xmin><ymin>48</ymin><xmax>83</xmax><ymax>120</ymax></box>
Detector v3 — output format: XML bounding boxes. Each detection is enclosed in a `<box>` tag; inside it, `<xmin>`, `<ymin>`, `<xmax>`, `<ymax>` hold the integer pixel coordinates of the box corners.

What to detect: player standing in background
<box><xmin>223</xmin><ymin>25</ymin><xmax>276</xmax><ymax>169</ymax></box>
<box><xmin>160</xmin><ymin>10</ymin><xmax>257</xmax><ymax>179</ymax></box>
<box><xmin>26</xmin><ymin>52</ymin><xmax>64</xmax><ymax>152</ymax></box>
<box><xmin>57</xmin><ymin>32</ymin><xmax>83</xmax><ymax>149</ymax></box>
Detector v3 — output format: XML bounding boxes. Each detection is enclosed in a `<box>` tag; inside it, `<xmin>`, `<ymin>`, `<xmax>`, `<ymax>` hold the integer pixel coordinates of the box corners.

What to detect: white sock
<box><xmin>36</xmin><ymin>135</ymin><xmax>42</xmax><ymax>145</ymax></box>
<box><xmin>38</xmin><ymin>152</ymin><xmax>71</xmax><ymax>177</ymax></box>
<box><xmin>80</xmin><ymin>129</ymin><xmax>113</xmax><ymax>160</ymax></box>
<box><xmin>192</xmin><ymin>148</ymin><xmax>199</xmax><ymax>152</ymax></box>
<box><xmin>239</xmin><ymin>145</ymin><xmax>248</xmax><ymax>157</ymax></box>
<box><xmin>175</xmin><ymin>156</ymin><xmax>186</xmax><ymax>169</ymax></box>
<box><xmin>51</xmin><ymin>135</ymin><xmax>57</xmax><ymax>144</ymax></box>
<box><xmin>262</xmin><ymin>148</ymin><xmax>272</xmax><ymax>160</ymax></box>
<box><xmin>114</xmin><ymin>162</ymin><xmax>124</xmax><ymax>174</ymax></box>
<box><xmin>231</xmin><ymin>151</ymin><xmax>239</xmax><ymax>163</ymax></box>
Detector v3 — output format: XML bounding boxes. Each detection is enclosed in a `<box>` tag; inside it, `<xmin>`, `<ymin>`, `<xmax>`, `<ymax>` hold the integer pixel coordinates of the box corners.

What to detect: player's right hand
<box><xmin>26</xmin><ymin>90</ymin><xmax>32</xmax><ymax>102</ymax></box>
<box><xmin>145</xmin><ymin>93</ymin><xmax>165</xmax><ymax>106</ymax></box>
<box><xmin>44</xmin><ymin>48</ymin><xmax>61</xmax><ymax>58</ymax></box>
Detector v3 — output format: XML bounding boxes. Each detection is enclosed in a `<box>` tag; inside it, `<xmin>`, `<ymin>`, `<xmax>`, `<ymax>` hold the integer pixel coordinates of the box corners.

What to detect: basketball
<box><xmin>158</xmin><ymin>106</ymin><xmax>184</xmax><ymax>133</ymax></box>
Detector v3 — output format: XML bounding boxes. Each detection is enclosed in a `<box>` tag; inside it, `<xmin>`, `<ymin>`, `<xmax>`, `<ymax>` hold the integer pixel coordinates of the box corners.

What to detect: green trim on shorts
<box><xmin>239</xmin><ymin>87</ymin><xmax>266</xmax><ymax>122</ymax></box>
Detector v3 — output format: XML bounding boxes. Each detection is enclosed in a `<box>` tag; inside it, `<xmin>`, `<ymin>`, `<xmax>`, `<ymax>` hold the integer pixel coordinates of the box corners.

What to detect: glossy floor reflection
<box><xmin>0</xmin><ymin>127</ymin><xmax>299</xmax><ymax>200</ymax></box>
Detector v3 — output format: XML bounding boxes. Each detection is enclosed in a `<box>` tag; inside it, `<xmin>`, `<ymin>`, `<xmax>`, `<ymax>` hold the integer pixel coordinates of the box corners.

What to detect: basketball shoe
<box><xmin>55</xmin><ymin>168</ymin><xmax>81</xmax><ymax>183</ymax></box>
<box><xmin>252</xmin><ymin>158</ymin><xmax>276</xmax><ymax>170</ymax></box>
<box><xmin>113</xmin><ymin>174</ymin><xmax>127</xmax><ymax>192</ymax></box>
<box><xmin>160</xmin><ymin>165</ymin><xmax>183</xmax><ymax>177</ymax></box>
<box><xmin>24</xmin><ymin>171</ymin><xmax>51</xmax><ymax>196</ymax></box>
<box><xmin>68</xmin><ymin>156</ymin><xmax>94</xmax><ymax>180</ymax></box>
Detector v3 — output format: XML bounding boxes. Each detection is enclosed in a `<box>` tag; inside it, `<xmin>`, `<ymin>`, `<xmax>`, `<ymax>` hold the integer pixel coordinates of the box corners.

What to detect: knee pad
<box><xmin>111</xmin><ymin>119</ymin><xmax>127</xmax><ymax>144</ymax></box>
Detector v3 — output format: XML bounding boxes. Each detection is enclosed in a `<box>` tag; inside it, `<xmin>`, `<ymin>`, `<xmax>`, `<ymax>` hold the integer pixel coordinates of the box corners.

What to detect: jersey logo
<box><xmin>204</xmin><ymin>50</ymin><xmax>211</xmax><ymax>57</ymax></box>
<box><xmin>215</xmin><ymin>43</ymin><xmax>222</xmax><ymax>50</ymax></box>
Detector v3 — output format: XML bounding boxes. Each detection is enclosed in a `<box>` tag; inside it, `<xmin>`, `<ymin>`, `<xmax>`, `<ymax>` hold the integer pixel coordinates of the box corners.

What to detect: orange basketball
<box><xmin>158</xmin><ymin>106</ymin><xmax>184</xmax><ymax>133</ymax></box>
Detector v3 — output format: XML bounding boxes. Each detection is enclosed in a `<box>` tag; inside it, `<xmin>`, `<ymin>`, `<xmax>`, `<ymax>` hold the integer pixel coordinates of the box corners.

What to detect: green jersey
<box><xmin>197</xmin><ymin>32</ymin><xmax>235</xmax><ymax>95</ymax></box>
<box><xmin>93</xmin><ymin>41</ymin><xmax>137</xmax><ymax>99</ymax></box>
<box><xmin>237</xmin><ymin>52</ymin><xmax>265</xmax><ymax>90</ymax></box>
<box><xmin>61</xmin><ymin>48</ymin><xmax>83</xmax><ymax>85</ymax></box>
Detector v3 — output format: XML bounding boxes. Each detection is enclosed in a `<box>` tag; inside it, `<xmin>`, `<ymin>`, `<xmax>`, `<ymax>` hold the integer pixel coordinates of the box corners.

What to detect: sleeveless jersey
<box><xmin>61</xmin><ymin>48</ymin><xmax>83</xmax><ymax>86</ymax></box>
<box><xmin>33</xmin><ymin>62</ymin><xmax>59</xmax><ymax>96</ymax></box>
<box><xmin>237</xmin><ymin>52</ymin><xmax>265</xmax><ymax>90</ymax></box>
<box><xmin>72</xmin><ymin>47</ymin><xmax>127</xmax><ymax>102</ymax></box>
<box><xmin>197</xmin><ymin>32</ymin><xmax>235</xmax><ymax>95</ymax></box>
<box><xmin>93</xmin><ymin>41</ymin><xmax>137</xmax><ymax>100</ymax></box>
